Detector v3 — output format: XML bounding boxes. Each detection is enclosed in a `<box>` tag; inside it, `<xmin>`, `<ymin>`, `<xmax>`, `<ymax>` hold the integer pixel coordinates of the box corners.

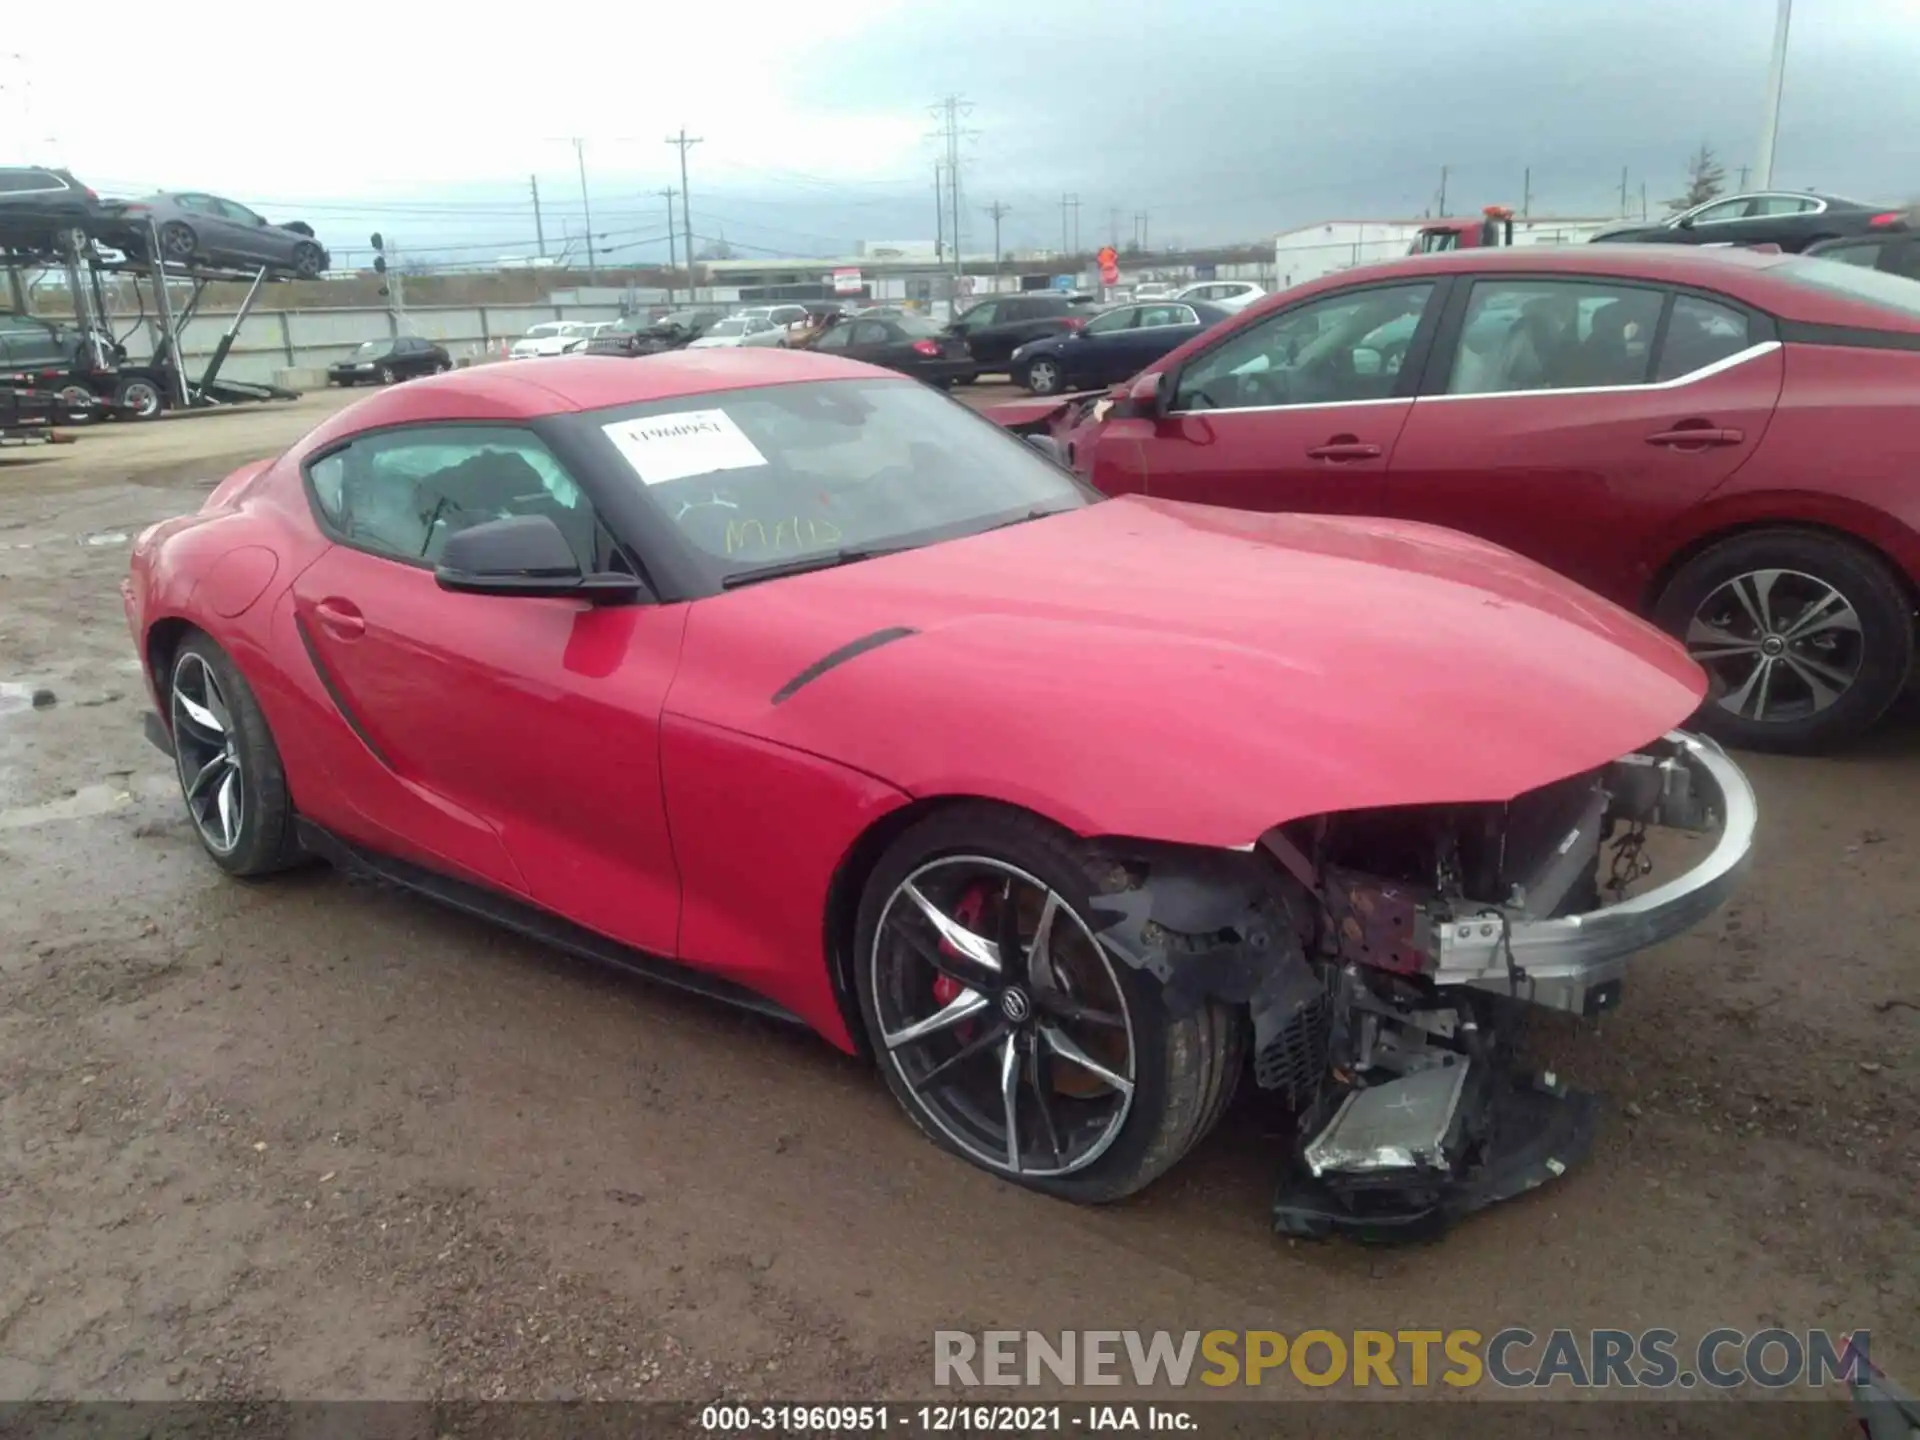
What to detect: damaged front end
<box><xmin>1089</xmin><ymin>731</ymin><xmax>1755</xmax><ymax>1243</ymax></box>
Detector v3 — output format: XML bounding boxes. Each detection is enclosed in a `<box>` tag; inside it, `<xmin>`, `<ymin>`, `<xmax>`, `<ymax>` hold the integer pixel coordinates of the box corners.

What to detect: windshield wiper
<box><xmin>976</xmin><ymin>505</ymin><xmax>1072</xmax><ymax>534</ymax></box>
<box><xmin>719</xmin><ymin>545</ymin><xmax>911</xmax><ymax>589</ymax></box>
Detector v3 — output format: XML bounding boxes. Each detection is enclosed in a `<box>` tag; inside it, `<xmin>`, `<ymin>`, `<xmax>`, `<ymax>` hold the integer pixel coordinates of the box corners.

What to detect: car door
<box><xmin>211</xmin><ymin>197</ymin><xmax>274</xmax><ymax>261</ymax></box>
<box><xmin>286</xmin><ymin>422</ymin><xmax>685</xmax><ymax>956</ymax></box>
<box><xmin>846</xmin><ymin>319</ymin><xmax>898</xmax><ymax>366</ymax></box>
<box><xmin>1383</xmin><ymin>277</ymin><xmax>1785</xmax><ymax>605</ymax></box>
<box><xmin>1092</xmin><ymin>279</ymin><xmax>1442</xmax><ymax>517</ymax></box>
<box><xmin>1676</xmin><ymin>195</ymin><xmax>1769</xmax><ymax>247</ymax></box>
<box><xmin>1062</xmin><ymin>305</ymin><xmax>1141</xmax><ymax>386</ymax></box>
<box><xmin>175</xmin><ymin>194</ymin><xmax>245</xmax><ymax>262</ymax></box>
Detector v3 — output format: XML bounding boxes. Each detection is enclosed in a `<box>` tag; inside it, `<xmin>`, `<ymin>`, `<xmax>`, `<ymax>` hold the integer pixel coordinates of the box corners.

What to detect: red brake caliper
<box><xmin>933</xmin><ymin>885</ymin><xmax>991</xmax><ymax>1035</ymax></box>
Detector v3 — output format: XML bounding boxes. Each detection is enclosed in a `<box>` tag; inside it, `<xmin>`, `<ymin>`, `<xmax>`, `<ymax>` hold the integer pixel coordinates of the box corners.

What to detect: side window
<box><xmin>304</xmin><ymin>426</ymin><xmax>604</xmax><ymax>568</ymax></box>
<box><xmin>851</xmin><ymin>321</ymin><xmax>892</xmax><ymax>346</ymax></box>
<box><xmin>1690</xmin><ymin>198</ymin><xmax>1755</xmax><ymax>225</ymax></box>
<box><xmin>1813</xmin><ymin>241</ymin><xmax>1885</xmax><ymax>269</ymax></box>
<box><xmin>812</xmin><ymin>323</ymin><xmax>852</xmax><ymax>352</ymax></box>
<box><xmin>1137</xmin><ymin>304</ymin><xmax>1190</xmax><ymax>328</ymax></box>
<box><xmin>1082</xmin><ymin>307</ymin><xmax>1138</xmax><ymax>335</ymax></box>
<box><xmin>959</xmin><ymin>301</ymin><xmax>999</xmax><ymax>328</ymax></box>
<box><xmin>1654</xmin><ymin>296</ymin><xmax>1753</xmax><ymax>381</ymax></box>
<box><xmin>1172</xmin><ymin>283</ymin><xmax>1434</xmax><ymax>412</ymax></box>
<box><xmin>1444</xmin><ymin>280</ymin><xmax>1664</xmax><ymax>395</ymax></box>
<box><xmin>1751</xmin><ymin>196</ymin><xmax>1817</xmax><ymax>217</ymax></box>
<box><xmin>1889</xmin><ymin>242</ymin><xmax>1920</xmax><ymax>283</ymax></box>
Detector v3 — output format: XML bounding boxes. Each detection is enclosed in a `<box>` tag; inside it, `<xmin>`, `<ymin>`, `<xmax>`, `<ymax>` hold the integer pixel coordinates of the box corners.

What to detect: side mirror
<box><xmin>1124</xmin><ymin>370</ymin><xmax>1168</xmax><ymax>417</ymax></box>
<box><xmin>1676</xmin><ymin>214</ymin><xmax>1696</xmax><ymax>229</ymax></box>
<box><xmin>434</xmin><ymin>514</ymin><xmax>647</xmax><ymax>603</ymax></box>
<box><xmin>1024</xmin><ymin>434</ymin><xmax>1064</xmax><ymax>463</ymax></box>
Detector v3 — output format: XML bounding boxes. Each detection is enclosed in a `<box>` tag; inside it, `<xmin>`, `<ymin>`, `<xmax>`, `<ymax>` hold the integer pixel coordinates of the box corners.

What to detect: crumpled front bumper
<box><xmin>1429</xmin><ymin>731</ymin><xmax>1757</xmax><ymax>1015</ymax></box>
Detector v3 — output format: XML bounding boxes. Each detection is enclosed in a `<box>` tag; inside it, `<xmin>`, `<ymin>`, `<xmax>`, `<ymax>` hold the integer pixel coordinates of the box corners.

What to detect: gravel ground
<box><xmin>0</xmin><ymin>386</ymin><xmax>1913</xmax><ymax>1430</ymax></box>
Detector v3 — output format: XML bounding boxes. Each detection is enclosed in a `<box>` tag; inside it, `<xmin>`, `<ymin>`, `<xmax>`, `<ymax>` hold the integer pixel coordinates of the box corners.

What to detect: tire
<box><xmin>113</xmin><ymin>376</ymin><xmax>164</xmax><ymax>420</ymax></box>
<box><xmin>56</xmin><ymin>383</ymin><xmax>95</xmax><ymax>418</ymax></box>
<box><xmin>292</xmin><ymin>242</ymin><xmax>325</xmax><ymax>279</ymax></box>
<box><xmin>1024</xmin><ymin>357</ymin><xmax>1064</xmax><ymax>396</ymax></box>
<box><xmin>164</xmin><ymin>633</ymin><xmax>305</xmax><ymax>878</ymax></box>
<box><xmin>159</xmin><ymin>221</ymin><xmax>197</xmax><ymax>262</ymax></box>
<box><xmin>1653</xmin><ymin>527</ymin><xmax>1914</xmax><ymax>753</ymax></box>
<box><xmin>853</xmin><ymin>802</ymin><xmax>1240</xmax><ymax>1204</ymax></box>
<box><xmin>376</xmin><ymin>365</ymin><xmax>396</xmax><ymax>385</ymax></box>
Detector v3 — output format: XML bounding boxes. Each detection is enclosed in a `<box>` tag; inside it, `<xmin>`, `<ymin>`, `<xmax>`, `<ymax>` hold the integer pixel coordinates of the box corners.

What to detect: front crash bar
<box><xmin>1429</xmin><ymin>731</ymin><xmax>1757</xmax><ymax>1016</ymax></box>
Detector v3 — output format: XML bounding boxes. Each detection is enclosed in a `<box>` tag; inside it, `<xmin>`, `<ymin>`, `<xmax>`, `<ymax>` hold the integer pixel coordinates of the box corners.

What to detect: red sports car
<box><xmin>995</xmin><ymin>244</ymin><xmax>1920</xmax><ymax>755</ymax></box>
<box><xmin>123</xmin><ymin>351</ymin><xmax>1755</xmax><ymax>1239</ymax></box>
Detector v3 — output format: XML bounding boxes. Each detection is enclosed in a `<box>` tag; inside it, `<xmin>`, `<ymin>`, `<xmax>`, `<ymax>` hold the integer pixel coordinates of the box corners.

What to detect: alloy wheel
<box><xmin>1028</xmin><ymin>360</ymin><xmax>1061</xmax><ymax>394</ymax></box>
<box><xmin>162</xmin><ymin>224</ymin><xmax>195</xmax><ymax>259</ymax></box>
<box><xmin>870</xmin><ymin>857</ymin><xmax>1136</xmax><ymax>1179</ymax></box>
<box><xmin>122</xmin><ymin>381</ymin><xmax>161</xmax><ymax>418</ymax></box>
<box><xmin>170</xmin><ymin>652</ymin><xmax>245</xmax><ymax>855</ymax></box>
<box><xmin>1685</xmin><ymin>567</ymin><xmax>1863</xmax><ymax>723</ymax></box>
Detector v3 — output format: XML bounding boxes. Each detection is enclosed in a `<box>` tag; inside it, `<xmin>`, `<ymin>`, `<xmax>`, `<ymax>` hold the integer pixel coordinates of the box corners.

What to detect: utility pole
<box><xmin>665</xmin><ymin>128</ymin><xmax>702</xmax><ymax>299</ymax></box>
<box><xmin>934</xmin><ymin>163</ymin><xmax>946</xmax><ymax>261</ymax></box>
<box><xmin>1640</xmin><ymin>180</ymin><xmax>1648</xmax><ymax>219</ymax></box>
<box><xmin>1108</xmin><ymin>206</ymin><xmax>1121</xmax><ymax>248</ymax></box>
<box><xmin>982</xmin><ymin>201</ymin><xmax>1010</xmax><ymax>270</ymax></box>
<box><xmin>1619</xmin><ymin>167</ymin><xmax>1629</xmax><ymax>216</ymax></box>
<box><xmin>658</xmin><ymin>186</ymin><xmax>678</xmax><ymax>303</ymax></box>
<box><xmin>931</xmin><ymin>95</ymin><xmax>973</xmax><ymax>283</ymax></box>
<box><xmin>1756</xmin><ymin>0</ymin><xmax>1793</xmax><ymax>188</ymax></box>
<box><xmin>1738</xmin><ymin>164</ymin><xmax>1752</xmax><ymax>189</ymax></box>
<box><xmin>530</xmin><ymin>175</ymin><xmax>547</xmax><ymax>258</ymax></box>
<box><xmin>572</xmin><ymin>139</ymin><xmax>597</xmax><ymax>284</ymax></box>
<box><xmin>1437</xmin><ymin>165</ymin><xmax>1450</xmax><ymax>217</ymax></box>
<box><xmin>1521</xmin><ymin>168</ymin><xmax>1531</xmax><ymax>219</ymax></box>
<box><xmin>1060</xmin><ymin>193</ymin><xmax>1081</xmax><ymax>258</ymax></box>
<box><xmin>1133</xmin><ymin>210</ymin><xmax>1148</xmax><ymax>250</ymax></box>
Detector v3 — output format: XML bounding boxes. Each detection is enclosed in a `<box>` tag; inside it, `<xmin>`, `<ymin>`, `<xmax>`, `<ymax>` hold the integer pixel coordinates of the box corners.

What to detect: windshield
<box><xmin>579</xmin><ymin>378</ymin><xmax>1092</xmax><ymax>580</ymax></box>
<box><xmin>894</xmin><ymin>314</ymin><xmax>944</xmax><ymax>337</ymax></box>
<box><xmin>706</xmin><ymin>319</ymin><xmax>749</xmax><ymax>336</ymax></box>
<box><xmin>1774</xmin><ymin>255</ymin><xmax>1920</xmax><ymax>319</ymax></box>
<box><xmin>354</xmin><ymin>340</ymin><xmax>386</xmax><ymax>356</ymax></box>
<box><xmin>525</xmin><ymin>323</ymin><xmax>566</xmax><ymax>338</ymax></box>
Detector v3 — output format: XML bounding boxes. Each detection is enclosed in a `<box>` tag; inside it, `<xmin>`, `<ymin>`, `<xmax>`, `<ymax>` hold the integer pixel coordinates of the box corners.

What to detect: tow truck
<box><xmin>1408</xmin><ymin>204</ymin><xmax>1516</xmax><ymax>255</ymax></box>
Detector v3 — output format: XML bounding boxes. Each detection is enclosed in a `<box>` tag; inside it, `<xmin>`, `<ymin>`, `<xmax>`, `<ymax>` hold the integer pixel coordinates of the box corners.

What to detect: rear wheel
<box><xmin>292</xmin><ymin>242</ymin><xmax>325</xmax><ymax>279</ymax></box>
<box><xmin>376</xmin><ymin>364</ymin><xmax>396</xmax><ymax>385</ymax></box>
<box><xmin>159</xmin><ymin>221</ymin><xmax>197</xmax><ymax>262</ymax></box>
<box><xmin>113</xmin><ymin>376</ymin><xmax>164</xmax><ymax>419</ymax></box>
<box><xmin>1654</xmin><ymin>528</ymin><xmax>1914</xmax><ymax>753</ymax></box>
<box><xmin>165</xmin><ymin>634</ymin><xmax>305</xmax><ymax>877</ymax></box>
<box><xmin>854</xmin><ymin>804</ymin><xmax>1239</xmax><ymax>1204</ymax></box>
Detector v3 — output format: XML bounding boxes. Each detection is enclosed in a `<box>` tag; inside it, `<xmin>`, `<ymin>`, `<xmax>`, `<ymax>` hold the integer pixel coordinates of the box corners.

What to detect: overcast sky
<box><xmin>6</xmin><ymin>0</ymin><xmax>1918</xmax><ymax>265</ymax></box>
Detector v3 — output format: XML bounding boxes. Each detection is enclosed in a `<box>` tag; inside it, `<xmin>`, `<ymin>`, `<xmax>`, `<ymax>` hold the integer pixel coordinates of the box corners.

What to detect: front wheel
<box><xmin>1023</xmin><ymin>357</ymin><xmax>1064</xmax><ymax>395</ymax></box>
<box><xmin>376</xmin><ymin>365</ymin><xmax>396</xmax><ymax>385</ymax></box>
<box><xmin>159</xmin><ymin>220</ymin><xmax>197</xmax><ymax>262</ymax></box>
<box><xmin>854</xmin><ymin>804</ymin><xmax>1242</xmax><ymax>1204</ymax></box>
<box><xmin>1654</xmin><ymin>528</ymin><xmax>1914</xmax><ymax>753</ymax></box>
<box><xmin>292</xmin><ymin>242</ymin><xmax>325</xmax><ymax>279</ymax></box>
<box><xmin>166</xmin><ymin>634</ymin><xmax>305</xmax><ymax>877</ymax></box>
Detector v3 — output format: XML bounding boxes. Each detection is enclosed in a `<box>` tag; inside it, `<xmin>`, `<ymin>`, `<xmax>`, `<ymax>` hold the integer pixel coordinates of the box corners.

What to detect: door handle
<box><xmin>1306</xmin><ymin>439</ymin><xmax>1383</xmax><ymax>461</ymax></box>
<box><xmin>1646</xmin><ymin>425</ymin><xmax>1744</xmax><ymax>448</ymax></box>
<box><xmin>313</xmin><ymin>597</ymin><xmax>366</xmax><ymax>640</ymax></box>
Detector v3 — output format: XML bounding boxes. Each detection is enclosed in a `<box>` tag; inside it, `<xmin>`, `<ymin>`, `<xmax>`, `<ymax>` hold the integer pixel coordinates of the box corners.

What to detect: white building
<box><xmin>1272</xmin><ymin>216</ymin><xmax>1619</xmax><ymax>289</ymax></box>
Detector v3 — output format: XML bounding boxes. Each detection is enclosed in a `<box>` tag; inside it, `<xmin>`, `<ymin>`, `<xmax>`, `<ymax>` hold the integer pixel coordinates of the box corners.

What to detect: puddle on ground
<box><xmin>0</xmin><ymin>775</ymin><xmax>175</xmax><ymax>830</ymax></box>
<box><xmin>0</xmin><ymin>682</ymin><xmax>56</xmax><ymax>717</ymax></box>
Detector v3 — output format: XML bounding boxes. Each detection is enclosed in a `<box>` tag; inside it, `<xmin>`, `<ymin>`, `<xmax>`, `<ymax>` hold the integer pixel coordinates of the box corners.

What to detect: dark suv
<box><xmin>0</xmin><ymin>167</ymin><xmax>105</xmax><ymax>252</ymax></box>
<box><xmin>945</xmin><ymin>293</ymin><xmax>1093</xmax><ymax>371</ymax></box>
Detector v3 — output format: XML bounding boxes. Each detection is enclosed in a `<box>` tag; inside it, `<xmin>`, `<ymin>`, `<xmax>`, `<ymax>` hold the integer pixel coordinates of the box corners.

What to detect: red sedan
<box><xmin>123</xmin><ymin>351</ymin><xmax>1754</xmax><ymax>1238</ymax></box>
<box><xmin>1005</xmin><ymin>245</ymin><xmax>1920</xmax><ymax>753</ymax></box>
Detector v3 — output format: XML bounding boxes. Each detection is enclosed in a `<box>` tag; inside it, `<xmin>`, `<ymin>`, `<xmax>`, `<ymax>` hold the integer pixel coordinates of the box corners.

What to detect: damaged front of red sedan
<box><xmin>123</xmin><ymin>352</ymin><xmax>1755</xmax><ymax>1242</ymax></box>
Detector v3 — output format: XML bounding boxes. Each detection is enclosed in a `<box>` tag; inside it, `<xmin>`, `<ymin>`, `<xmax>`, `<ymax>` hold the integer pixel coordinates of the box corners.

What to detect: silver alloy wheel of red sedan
<box><xmin>1685</xmin><ymin>567</ymin><xmax>1864</xmax><ymax>723</ymax></box>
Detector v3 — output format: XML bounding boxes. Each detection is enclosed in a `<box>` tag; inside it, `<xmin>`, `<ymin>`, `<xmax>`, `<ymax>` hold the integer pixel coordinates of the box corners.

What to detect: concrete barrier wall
<box><xmin>108</xmin><ymin>302</ymin><xmax>629</xmax><ymax>386</ymax></box>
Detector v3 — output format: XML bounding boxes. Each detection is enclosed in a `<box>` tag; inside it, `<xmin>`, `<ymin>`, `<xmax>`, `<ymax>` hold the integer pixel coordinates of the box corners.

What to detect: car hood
<box><xmin>667</xmin><ymin>497</ymin><xmax>1706</xmax><ymax>848</ymax></box>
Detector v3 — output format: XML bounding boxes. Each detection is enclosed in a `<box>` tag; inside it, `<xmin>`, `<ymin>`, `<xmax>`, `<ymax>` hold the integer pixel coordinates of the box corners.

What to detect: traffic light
<box><xmin>371</xmin><ymin>232</ymin><xmax>389</xmax><ymax>298</ymax></box>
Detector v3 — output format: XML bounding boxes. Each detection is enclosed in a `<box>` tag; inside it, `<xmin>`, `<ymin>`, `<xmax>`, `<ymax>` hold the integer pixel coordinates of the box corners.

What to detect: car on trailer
<box><xmin>124</xmin><ymin>349</ymin><xmax>1753</xmax><ymax>1241</ymax></box>
<box><xmin>99</xmin><ymin>192</ymin><xmax>330</xmax><ymax>278</ymax></box>
<box><xmin>1590</xmin><ymin>191</ymin><xmax>1896</xmax><ymax>254</ymax></box>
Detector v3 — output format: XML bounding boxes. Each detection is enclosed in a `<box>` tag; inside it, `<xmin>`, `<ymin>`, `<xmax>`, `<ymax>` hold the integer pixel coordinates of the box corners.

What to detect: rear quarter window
<box><xmin>1770</xmin><ymin>256</ymin><xmax>1920</xmax><ymax>321</ymax></box>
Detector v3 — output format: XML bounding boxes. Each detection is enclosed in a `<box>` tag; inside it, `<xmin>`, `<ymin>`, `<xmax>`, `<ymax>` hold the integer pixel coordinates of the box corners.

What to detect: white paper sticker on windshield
<box><xmin>601</xmin><ymin>408</ymin><xmax>768</xmax><ymax>486</ymax></box>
